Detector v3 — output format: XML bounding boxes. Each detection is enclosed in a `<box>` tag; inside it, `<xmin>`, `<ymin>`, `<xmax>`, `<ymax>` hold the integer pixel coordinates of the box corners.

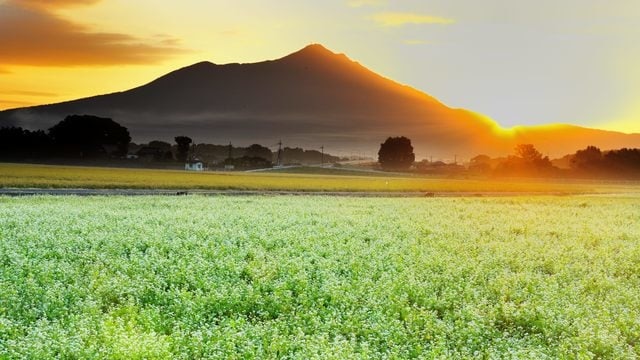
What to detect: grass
<box><xmin>2</xmin><ymin>162</ymin><xmax>639</xmax><ymax>194</ymax></box>
<box><xmin>1</xmin><ymin>195</ymin><xmax>639</xmax><ymax>358</ymax></box>
<box><xmin>260</xmin><ymin>165</ymin><xmax>402</xmax><ymax>177</ymax></box>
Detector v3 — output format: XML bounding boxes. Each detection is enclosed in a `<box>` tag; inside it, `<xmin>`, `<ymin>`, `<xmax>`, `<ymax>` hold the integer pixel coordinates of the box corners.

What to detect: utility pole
<box><xmin>276</xmin><ymin>140</ymin><xmax>283</xmax><ymax>167</ymax></box>
<box><xmin>320</xmin><ymin>145</ymin><xmax>324</xmax><ymax>166</ymax></box>
<box><xmin>189</xmin><ymin>143</ymin><xmax>196</xmax><ymax>161</ymax></box>
<box><xmin>228</xmin><ymin>142</ymin><xmax>233</xmax><ymax>160</ymax></box>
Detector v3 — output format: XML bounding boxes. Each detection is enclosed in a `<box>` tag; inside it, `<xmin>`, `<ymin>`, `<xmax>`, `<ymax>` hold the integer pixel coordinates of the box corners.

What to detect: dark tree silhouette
<box><xmin>496</xmin><ymin>144</ymin><xmax>555</xmax><ymax>176</ymax></box>
<box><xmin>469</xmin><ymin>154</ymin><xmax>492</xmax><ymax>173</ymax></box>
<box><xmin>245</xmin><ymin>144</ymin><xmax>273</xmax><ymax>162</ymax></box>
<box><xmin>224</xmin><ymin>156</ymin><xmax>272</xmax><ymax>170</ymax></box>
<box><xmin>0</xmin><ymin>127</ymin><xmax>51</xmax><ymax>159</ymax></box>
<box><xmin>378</xmin><ymin>136</ymin><xmax>415</xmax><ymax>170</ymax></box>
<box><xmin>48</xmin><ymin>115</ymin><xmax>130</xmax><ymax>158</ymax></box>
<box><xmin>148</xmin><ymin>140</ymin><xmax>172</xmax><ymax>151</ymax></box>
<box><xmin>174</xmin><ymin>136</ymin><xmax>192</xmax><ymax>162</ymax></box>
<box><xmin>571</xmin><ymin>146</ymin><xmax>603</xmax><ymax>171</ymax></box>
<box><xmin>604</xmin><ymin>148</ymin><xmax>640</xmax><ymax>176</ymax></box>
<box><xmin>279</xmin><ymin>147</ymin><xmax>338</xmax><ymax>165</ymax></box>
<box><xmin>515</xmin><ymin>144</ymin><xmax>543</xmax><ymax>163</ymax></box>
<box><xmin>142</xmin><ymin>140</ymin><xmax>173</xmax><ymax>161</ymax></box>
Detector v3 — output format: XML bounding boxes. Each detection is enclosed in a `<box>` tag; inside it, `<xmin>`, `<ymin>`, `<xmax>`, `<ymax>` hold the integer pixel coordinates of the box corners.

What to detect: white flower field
<box><xmin>0</xmin><ymin>195</ymin><xmax>639</xmax><ymax>358</ymax></box>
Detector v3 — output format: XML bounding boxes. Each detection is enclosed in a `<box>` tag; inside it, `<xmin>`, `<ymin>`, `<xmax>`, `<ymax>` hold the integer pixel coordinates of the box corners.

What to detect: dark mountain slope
<box><xmin>2</xmin><ymin>44</ymin><xmax>638</xmax><ymax>157</ymax></box>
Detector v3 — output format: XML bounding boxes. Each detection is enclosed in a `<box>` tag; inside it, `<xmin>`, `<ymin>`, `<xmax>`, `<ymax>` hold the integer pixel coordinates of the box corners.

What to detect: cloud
<box><xmin>371</xmin><ymin>12</ymin><xmax>454</xmax><ymax>27</ymax></box>
<box><xmin>14</xmin><ymin>0</ymin><xmax>101</xmax><ymax>9</ymax></box>
<box><xmin>347</xmin><ymin>0</ymin><xmax>385</xmax><ymax>8</ymax></box>
<box><xmin>0</xmin><ymin>90</ymin><xmax>59</xmax><ymax>97</ymax></box>
<box><xmin>0</xmin><ymin>1</ymin><xmax>186</xmax><ymax>67</ymax></box>
<box><xmin>0</xmin><ymin>100</ymin><xmax>36</xmax><ymax>108</ymax></box>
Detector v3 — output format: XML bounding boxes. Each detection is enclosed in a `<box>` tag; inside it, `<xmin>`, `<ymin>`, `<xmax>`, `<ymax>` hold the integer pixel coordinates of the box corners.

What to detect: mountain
<box><xmin>1</xmin><ymin>44</ymin><xmax>639</xmax><ymax>158</ymax></box>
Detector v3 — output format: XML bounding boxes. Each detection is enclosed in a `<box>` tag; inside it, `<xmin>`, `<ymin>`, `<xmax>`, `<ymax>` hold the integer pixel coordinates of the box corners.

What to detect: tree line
<box><xmin>378</xmin><ymin>136</ymin><xmax>640</xmax><ymax>179</ymax></box>
<box><xmin>0</xmin><ymin>114</ymin><xmax>341</xmax><ymax>168</ymax></box>
<box><xmin>0</xmin><ymin>115</ymin><xmax>130</xmax><ymax>160</ymax></box>
<box><xmin>2</xmin><ymin>116</ymin><xmax>637</xmax><ymax>177</ymax></box>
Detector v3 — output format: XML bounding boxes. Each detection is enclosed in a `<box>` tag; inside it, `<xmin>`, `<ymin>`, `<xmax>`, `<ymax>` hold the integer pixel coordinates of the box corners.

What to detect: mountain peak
<box><xmin>280</xmin><ymin>43</ymin><xmax>347</xmax><ymax>63</ymax></box>
<box><xmin>298</xmin><ymin>43</ymin><xmax>334</xmax><ymax>54</ymax></box>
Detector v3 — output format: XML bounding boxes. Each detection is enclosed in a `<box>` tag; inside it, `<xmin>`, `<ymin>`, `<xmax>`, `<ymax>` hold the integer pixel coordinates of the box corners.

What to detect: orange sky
<box><xmin>1</xmin><ymin>0</ymin><xmax>639</xmax><ymax>133</ymax></box>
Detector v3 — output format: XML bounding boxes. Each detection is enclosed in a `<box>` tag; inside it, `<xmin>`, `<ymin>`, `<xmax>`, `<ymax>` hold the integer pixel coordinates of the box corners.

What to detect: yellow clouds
<box><xmin>371</xmin><ymin>12</ymin><xmax>454</xmax><ymax>27</ymax></box>
<box><xmin>0</xmin><ymin>0</ymin><xmax>185</xmax><ymax>68</ymax></box>
<box><xmin>14</xmin><ymin>0</ymin><xmax>101</xmax><ymax>9</ymax></box>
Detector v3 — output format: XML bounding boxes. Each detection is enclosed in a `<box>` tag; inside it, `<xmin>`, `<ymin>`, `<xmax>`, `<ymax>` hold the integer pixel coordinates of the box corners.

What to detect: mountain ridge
<box><xmin>1</xmin><ymin>44</ymin><xmax>638</xmax><ymax>158</ymax></box>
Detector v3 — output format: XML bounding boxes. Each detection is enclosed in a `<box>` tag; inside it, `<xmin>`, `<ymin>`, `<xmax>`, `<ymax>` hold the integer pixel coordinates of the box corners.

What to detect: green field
<box><xmin>2</xmin><ymin>163</ymin><xmax>640</xmax><ymax>194</ymax></box>
<box><xmin>1</xmin><ymin>195</ymin><xmax>639</xmax><ymax>358</ymax></box>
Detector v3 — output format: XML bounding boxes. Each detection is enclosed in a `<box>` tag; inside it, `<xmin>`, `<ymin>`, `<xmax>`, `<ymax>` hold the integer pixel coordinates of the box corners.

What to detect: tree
<box><xmin>174</xmin><ymin>136</ymin><xmax>192</xmax><ymax>162</ymax></box>
<box><xmin>571</xmin><ymin>146</ymin><xmax>603</xmax><ymax>171</ymax></box>
<box><xmin>604</xmin><ymin>148</ymin><xmax>640</xmax><ymax>176</ymax></box>
<box><xmin>245</xmin><ymin>144</ymin><xmax>273</xmax><ymax>162</ymax></box>
<box><xmin>378</xmin><ymin>136</ymin><xmax>415</xmax><ymax>170</ymax></box>
<box><xmin>469</xmin><ymin>154</ymin><xmax>492</xmax><ymax>174</ymax></box>
<box><xmin>515</xmin><ymin>144</ymin><xmax>542</xmax><ymax>163</ymax></box>
<box><xmin>0</xmin><ymin>127</ymin><xmax>51</xmax><ymax>159</ymax></box>
<box><xmin>225</xmin><ymin>156</ymin><xmax>272</xmax><ymax>170</ymax></box>
<box><xmin>148</xmin><ymin>140</ymin><xmax>172</xmax><ymax>152</ymax></box>
<box><xmin>48</xmin><ymin>115</ymin><xmax>130</xmax><ymax>158</ymax></box>
<box><xmin>496</xmin><ymin>144</ymin><xmax>555</xmax><ymax>176</ymax></box>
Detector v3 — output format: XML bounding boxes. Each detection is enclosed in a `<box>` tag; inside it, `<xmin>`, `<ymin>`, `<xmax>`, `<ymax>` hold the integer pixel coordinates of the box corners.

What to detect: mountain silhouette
<box><xmin>1</xmin><ymin>43</ymin><xmax>639</xmax><ymax>157</ymax></box>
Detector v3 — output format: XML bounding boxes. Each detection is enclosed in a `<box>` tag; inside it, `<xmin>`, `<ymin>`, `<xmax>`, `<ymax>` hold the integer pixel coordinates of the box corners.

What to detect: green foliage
<box><xmin>1</xmin><ymin>195</ymin><xmax>639</xmax><ymax>358</ymax></box>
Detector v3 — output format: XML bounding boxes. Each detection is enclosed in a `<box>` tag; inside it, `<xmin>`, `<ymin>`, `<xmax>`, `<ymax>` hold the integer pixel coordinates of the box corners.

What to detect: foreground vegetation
<box><xmin>2</xmin><ymin>163</ymin><xmax>639</xmax><ymax>194</ymax></box>
<box><xmin>1</xmin><ymin>195</ymin><xmax>639</xmax><ymax>358</ymax></box>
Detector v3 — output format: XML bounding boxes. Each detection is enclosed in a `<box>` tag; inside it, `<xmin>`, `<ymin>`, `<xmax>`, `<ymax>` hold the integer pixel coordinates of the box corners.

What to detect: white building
<box><xmin>185</xmin><ymin>160</ymin><xmax>204</xmax><ymax>171</ymax></box>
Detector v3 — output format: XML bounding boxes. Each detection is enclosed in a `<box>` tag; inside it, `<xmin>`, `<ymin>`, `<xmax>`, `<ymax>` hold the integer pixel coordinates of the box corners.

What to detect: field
<box><xmin>2</xmin><ymin>163</ymin><xmax>640</xmax><ymax>194</ymax></box>
<box><xmin>1</xmin><ymin>195</ymin><xmax>639</xmax><ymax>358</ymax></box>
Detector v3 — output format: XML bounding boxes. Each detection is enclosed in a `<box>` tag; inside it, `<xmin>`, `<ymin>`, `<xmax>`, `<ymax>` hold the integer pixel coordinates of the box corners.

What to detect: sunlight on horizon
<box><xmin>1</xmin><ymin>1</ymin><xmax>640</xmax><ymax>134</ymax></box>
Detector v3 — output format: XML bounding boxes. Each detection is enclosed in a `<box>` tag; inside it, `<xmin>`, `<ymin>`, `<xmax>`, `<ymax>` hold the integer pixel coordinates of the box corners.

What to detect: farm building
<box><xmin>185</xmin><ymin>160</ymin><xmax>205</xmax><ymax>171</ymax></box>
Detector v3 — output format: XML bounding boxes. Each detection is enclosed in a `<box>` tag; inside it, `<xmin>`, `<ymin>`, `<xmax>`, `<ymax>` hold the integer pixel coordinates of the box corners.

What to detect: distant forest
<box><xmin>1</xmin><ymin>114</ymin><xmax>639</xmax><ymax>178</ymax></box>
<box><xmin>415</xmin><ymin>144</ymin><xmax>640</xmax><ymax>179</ymax></box>
<box><xmin>0</xmin><ymin>115</ymin><xmax>341</xmax><ymax>169</ymax></box>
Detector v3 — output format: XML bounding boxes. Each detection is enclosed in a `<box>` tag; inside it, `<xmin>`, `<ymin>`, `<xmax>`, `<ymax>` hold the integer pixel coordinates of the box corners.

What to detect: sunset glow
<box><xmin>1</xmin><ymin>0</ymin><xmax>639</xmax><ymax>133</ymax></box>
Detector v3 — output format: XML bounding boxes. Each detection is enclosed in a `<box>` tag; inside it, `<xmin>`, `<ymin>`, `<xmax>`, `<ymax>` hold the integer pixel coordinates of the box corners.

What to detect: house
<box><xmin>185</xmin><ymin>160</ymin><xmax>205</xmax><ymax>171</ymax></box>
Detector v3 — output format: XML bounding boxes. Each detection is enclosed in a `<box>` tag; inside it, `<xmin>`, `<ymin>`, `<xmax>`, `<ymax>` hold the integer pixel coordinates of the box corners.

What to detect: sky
<box><xmin>1</xmin><ymin>0</ymin><xmax>639</xmax><ymax>133</ymax></box>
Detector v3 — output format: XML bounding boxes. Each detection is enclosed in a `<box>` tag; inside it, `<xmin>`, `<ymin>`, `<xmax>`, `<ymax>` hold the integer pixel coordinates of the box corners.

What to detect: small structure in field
<box><xmin>185</xmin><ymin>159</ymin><xmax>204</xmax><ymax>171</ymax></box>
